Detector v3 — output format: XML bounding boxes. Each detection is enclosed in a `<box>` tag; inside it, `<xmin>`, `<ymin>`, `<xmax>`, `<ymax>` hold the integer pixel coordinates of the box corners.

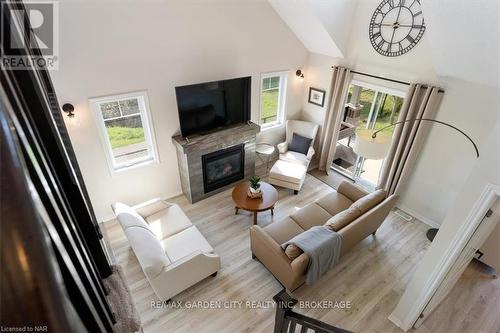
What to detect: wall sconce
<box><xmin>62</xmin><ymin>103</ymin><xmax>75</xmax><ymax>118</ymax></box>
<box><xmin>295</xmin><ymin>69</ymin><xmax>304</xmax><ymax>78</ymax></box>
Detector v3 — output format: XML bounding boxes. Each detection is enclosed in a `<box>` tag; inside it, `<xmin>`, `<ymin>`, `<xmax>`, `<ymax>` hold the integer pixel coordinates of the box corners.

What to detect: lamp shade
<box><xmin>353</xmin><ymin>128</ymin><xmax>392</xmax><ymax>160</ymax></box>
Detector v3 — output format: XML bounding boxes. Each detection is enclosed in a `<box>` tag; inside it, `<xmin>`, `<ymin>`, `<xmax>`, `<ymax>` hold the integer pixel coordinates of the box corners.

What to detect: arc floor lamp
<box><xmin>353</xmin><ymin>118</ymin><xmax>480</xmax><ymax>242</ymax></box>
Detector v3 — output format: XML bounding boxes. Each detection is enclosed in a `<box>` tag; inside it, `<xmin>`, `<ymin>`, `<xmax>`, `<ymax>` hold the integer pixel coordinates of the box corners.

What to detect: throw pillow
<box><xmin>352</xmin><ymin>189</ymin><xmax>386</xmax><ymax>214</ymax></box>
<box><xmin>325</xmin><ymin>206</ymin><xmax>362</xmax><ymax>231</ymax></box>
<box><xmin>288</xmin><ymin>133</ymin><xmax>313</xmax><ymax>155</ymax></box>
<box><xmin>284</xmin><ymin>244</ymin><xmax>304</xmax><ymax>260</ymax></box>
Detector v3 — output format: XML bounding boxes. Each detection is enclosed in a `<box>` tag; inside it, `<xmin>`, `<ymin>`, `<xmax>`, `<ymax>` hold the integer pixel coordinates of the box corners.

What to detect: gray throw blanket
<box><xmin>281</xmin><ymin>226</ymin><xmax>342</xmax><ymax>285</ymax></box>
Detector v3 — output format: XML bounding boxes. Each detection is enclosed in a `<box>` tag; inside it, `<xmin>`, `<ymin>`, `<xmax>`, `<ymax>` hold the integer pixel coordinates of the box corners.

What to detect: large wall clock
<box><xmin>369</xmin><ymin>0</ymin><xmax>426</xmax><ymax>57</ymax></box>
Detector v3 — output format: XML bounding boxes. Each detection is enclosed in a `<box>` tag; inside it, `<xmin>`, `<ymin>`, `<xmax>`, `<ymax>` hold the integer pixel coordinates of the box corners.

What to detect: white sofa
<box><xmin>268</xmin><ymin>120</ymin><xmax>319</xmax><ymax>193</ymax></box>
<box><xmin>111</xmin><ymin>199</ymin><xmax>221</xmax><ymax>301</ymax></box>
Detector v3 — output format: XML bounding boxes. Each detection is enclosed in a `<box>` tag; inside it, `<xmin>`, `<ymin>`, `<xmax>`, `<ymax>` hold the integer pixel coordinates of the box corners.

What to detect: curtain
<box><xmin>318</xmin><ymin>66</ymin><xmax>352</xmax><ymax>172</ymax></box>
<box><xmin>378</xmin><ymin>84</ymin><xmax>444</xmax><ymax>195</ymax></box>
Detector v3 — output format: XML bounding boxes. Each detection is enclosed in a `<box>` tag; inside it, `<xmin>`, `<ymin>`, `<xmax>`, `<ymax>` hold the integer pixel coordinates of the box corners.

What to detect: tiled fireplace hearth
<box><xmin>172</xmin><ymin>122</ymin><xmax>260</xmax><ymax>203</ymax></box>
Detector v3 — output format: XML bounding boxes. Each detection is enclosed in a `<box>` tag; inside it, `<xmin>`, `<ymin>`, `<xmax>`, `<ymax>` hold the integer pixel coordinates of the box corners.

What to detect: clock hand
<box><xmin>390</xmin><ymin>5</ymin><xmax>403</xmax><ymax>47</ymax></box>
<box><xmin>394</xmin><ymin>4</ymin><xmax>403</xmax><ymax>25</ymax></box>
<box><xmin>397</xmin><ymin>24</ymin><xmax>423</xmax><ymax>28</ymax></box>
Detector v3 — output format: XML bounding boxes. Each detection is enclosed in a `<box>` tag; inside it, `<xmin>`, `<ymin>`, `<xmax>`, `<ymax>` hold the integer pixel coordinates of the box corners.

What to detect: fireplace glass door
<box><xmin>202</xmin><ymin>144</ymin><xmax>245</xmax><ymax>193</ymax></box>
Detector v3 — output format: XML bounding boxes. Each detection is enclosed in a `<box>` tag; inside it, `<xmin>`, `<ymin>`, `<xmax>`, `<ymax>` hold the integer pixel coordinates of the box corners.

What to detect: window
<box><xmin>333</xmin><ymin>81</ymin><xmax>406</xmax><ymax>189</ymax></box>
<box><xmin>259</xmin><ymin>71</ymin><xmax>287</xmax><ymax>128</ymax></box>
<box><xmin>90</xmin><ymin>91</ymin><xmax>158</xmax><ymax>173</ymax></box>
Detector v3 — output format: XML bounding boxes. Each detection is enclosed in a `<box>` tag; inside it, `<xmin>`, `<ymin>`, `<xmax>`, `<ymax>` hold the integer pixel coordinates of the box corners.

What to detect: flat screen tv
<box><xmin>175</xmin><ymin>76</ymin><xmax>251</xmax><ymax>137</ymax></box>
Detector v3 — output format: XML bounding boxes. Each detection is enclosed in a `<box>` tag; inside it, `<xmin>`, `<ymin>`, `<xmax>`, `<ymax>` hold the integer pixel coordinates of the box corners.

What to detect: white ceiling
<box><xmin>268</xmin><ymin>0</ymin><xmax>355</xmax><ymax>58</ymax></box>
<box><xmin>422</xmin><ymin>0</ymin><xmax>499</xmax><ymax>87</ymax></box>
<box><xmin>269</xmin><ymin>0</ymin><xmax>499</xmax><ymax>87</ymax></box>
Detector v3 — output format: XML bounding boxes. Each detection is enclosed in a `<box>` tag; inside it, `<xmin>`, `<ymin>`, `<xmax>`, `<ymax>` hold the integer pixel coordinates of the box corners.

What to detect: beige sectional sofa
<box><xmin>250</xmin><ymin>181</ymin><xmax>398</xmax><ymax>291</ymax></box>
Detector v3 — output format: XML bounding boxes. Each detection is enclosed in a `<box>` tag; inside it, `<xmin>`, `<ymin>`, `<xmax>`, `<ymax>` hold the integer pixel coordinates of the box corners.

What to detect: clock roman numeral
<box><xmin>406</xmin><ymin>35</ymin><xmax>415</xmax><ymax>43</ymax></box>
<box><xmin>376</xmin><ymin>7</ymin><xmax>389</xmax><ymax>15</ymax></box>
<box><xmin>399</xmin><ymin>0</ymin><xmax>406</xmax><ymax>6</ymax></box>
<box><xmin>378</xmin><ymin>39</ymin><xmax>385</xmax><ymax>49</ymax></box>
<box><xmin>388</xmin><ymin>0</ymin><xmax>395</xmax><ymax>8</ymax></box>
<box><xmin>413</xmin><ymin>10</ymin><xmax>422</xmax><ymax>17</ymax></box>
<box><xmin>412</xmin><ymin>24</ymin><xmax>423</xmax><ymax>29</ymax></box>
<box><xmin>372</xmin><ymin>31</ymin><xmax>381</xmax><ymax>39</ymax></box>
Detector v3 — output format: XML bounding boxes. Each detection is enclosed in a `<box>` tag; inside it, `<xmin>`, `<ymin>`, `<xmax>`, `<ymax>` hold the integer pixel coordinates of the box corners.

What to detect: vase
<box><xmin>249</xmin><ymin>186</ymin><xmax>261</xmax><ymax>194</ymax></box>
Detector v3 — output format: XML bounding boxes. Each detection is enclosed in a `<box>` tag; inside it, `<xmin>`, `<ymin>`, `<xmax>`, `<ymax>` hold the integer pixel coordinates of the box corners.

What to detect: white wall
<box><xmin>51</xmin><ymin>0</ymin><xmax>308</xmax><ymax>221</ymax></box>
<box><xmin>422</xmin><ymin>0</ymin><xmax>499</xmax><ymax>87</ymax></box>
<box><xmin>398</xmin><ymin>79</ymin><xmax>499</xmax><ymax>224</ymax></box>
<box><xmin>299</xmin><ymin>0</ymin><xmax>500</xmax><ymax>225</ymax></box>
<box><xmin>391</xmin><ymin>115</ymin><xmax>500</xmax><ymax>329</ymax></box>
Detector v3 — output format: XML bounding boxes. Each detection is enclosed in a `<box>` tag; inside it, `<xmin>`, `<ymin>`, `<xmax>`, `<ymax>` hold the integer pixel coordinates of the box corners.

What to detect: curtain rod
<box><xmin>331</xmin><ymin>66</ymin><xmax>445</xmax><ymax>93</ymax></box>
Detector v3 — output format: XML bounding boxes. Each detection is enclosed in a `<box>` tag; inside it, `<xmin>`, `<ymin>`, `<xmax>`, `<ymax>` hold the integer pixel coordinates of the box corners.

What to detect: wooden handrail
<box><xmin>273</xmin><ymin>290</ymin><xmax>352</xmax><ymax>333</ymax></box>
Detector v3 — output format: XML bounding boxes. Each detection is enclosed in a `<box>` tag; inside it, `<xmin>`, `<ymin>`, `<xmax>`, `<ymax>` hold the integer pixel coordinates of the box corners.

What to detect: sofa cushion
<box><xmin>125</xmin><ymin>226</ymin><xmax>171</xmax><ymax>278</ymax></box>
<box><xmin>145</xmin><ymin>204</ymin><xmax>192</xmax><ymax>240</ymax></box>
<box><xmin>337</xmin><ymin>181</ymin><xmax>369</xmax><ymax>202</ymax></box>
<box><xmin>315</xmin><ymin>191</ymin><xmax>353</xmax><ymax>216</ymax></box>
<box><xmin>269</xmin><ymin>160</ymin><xmax>307</xmax><ymax>185</ymax></box>
<box><xmin>279</xmin><ymin>151</ymin><xmax>309</xmax><ymax>167</ymax></box>
<box><xmin>288</xmin><ymin>133</ymin><xmax>313</xmax><ymax>155</ymax></box>
<box><xmin>113</xmin><ymin>202</ymin><xmax>152</xmax><ymax>233</ymax></box>
<box><xmin>263</xmin><ymin>217</ymin><xmax>304</xmax><ymax>245</ymax></box>
<box><xmin>284</xmin><ymin>244</ymin><xmax>303</xmax><ymax>260</ymax></box>
<box><xmin>160</xmin><ymin>226</ymin><xmax>214</xmax><ymax>262</ymax></box>
<box><xmin>290</xmin><ymin>202</ymin><xmax>332</xmax><ymax>230</ymax></box>
<box><xmin>325</xmin><ymin>206</ymin><xmax>362</xmax><ymax>232</ymax></box>
<box><xmin>352</xmin><ymin>189</ymin><xmax>386</xmax><ymax>214</ymax></box>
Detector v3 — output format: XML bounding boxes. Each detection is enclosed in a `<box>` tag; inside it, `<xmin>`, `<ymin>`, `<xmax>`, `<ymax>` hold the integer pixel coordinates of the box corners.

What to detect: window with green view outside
<box><xmin>335</xmin><ymin>84</ymin><xmax>406</xmax><ymax>189</ymax></box>
<box><xmin>91</xmin><ymin>92</ymin><xmax>158</xmax><ymax>172</ymax></box>
<box><xmin>260</xmin><ymin>73</ymin><xmax>287</xmax><ymax>126</ymax></box>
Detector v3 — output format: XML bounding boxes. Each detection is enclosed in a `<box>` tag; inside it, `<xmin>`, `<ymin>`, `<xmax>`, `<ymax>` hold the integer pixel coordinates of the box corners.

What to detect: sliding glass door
<box><xmin>333</xmin><ymin>82</ymin><xmax>405</xmax><ymax>189</ymax></box>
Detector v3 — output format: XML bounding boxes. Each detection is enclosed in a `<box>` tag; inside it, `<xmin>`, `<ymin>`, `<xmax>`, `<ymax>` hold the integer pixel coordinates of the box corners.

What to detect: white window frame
<box><xmin>259</xmin><ymin>71</ymin><xmax>288</xmax><ymax>130</ymax></box>
<box><xmin>89</xmin><ymin>91</ymin><xmax>159</xmax><ymax>175</ymax></box>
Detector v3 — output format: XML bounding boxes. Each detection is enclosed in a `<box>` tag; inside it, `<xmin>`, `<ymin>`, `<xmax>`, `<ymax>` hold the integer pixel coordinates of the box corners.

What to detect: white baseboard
<box><xmin>388</xmin><ymin>313</ymin><xmax>408</xmax><ymax>332</ymax></box>
<box><xmin>99</xmin><ymin>214</ymin><xmax>117</xmax><ymax>225</ymax></box>
<box><xmin>396</xmin><ymin>204</ymin><xmax>441</xmax><ymax>228</ymax></box>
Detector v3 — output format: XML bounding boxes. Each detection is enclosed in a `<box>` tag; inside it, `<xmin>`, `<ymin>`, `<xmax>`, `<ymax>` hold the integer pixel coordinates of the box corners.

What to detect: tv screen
<box><xmin>175</xmin><ymin>76</ymin><xmax>251</xmax><ymax>137</ymax></box>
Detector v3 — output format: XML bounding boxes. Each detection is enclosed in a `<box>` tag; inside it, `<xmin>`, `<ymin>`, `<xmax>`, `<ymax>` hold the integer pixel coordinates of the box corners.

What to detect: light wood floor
<box><xmin>104</xmin><ymin>174</ymin><xmax>431</xmax><ymax>333</ymax></box>
<box><xmin>414</xmin><ymin>259</ymin><xmax>500</xmax><ymax>333</ymax></box>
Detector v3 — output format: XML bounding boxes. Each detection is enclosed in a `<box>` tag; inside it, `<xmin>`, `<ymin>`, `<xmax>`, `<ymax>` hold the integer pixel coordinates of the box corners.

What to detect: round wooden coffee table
<box><xmin>232</xmin><ymin>181</ymin><xmax>278</xmax><ymax>225</ymax></box>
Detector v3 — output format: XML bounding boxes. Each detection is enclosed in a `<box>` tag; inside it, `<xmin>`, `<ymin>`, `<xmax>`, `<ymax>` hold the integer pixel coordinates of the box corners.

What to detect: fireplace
<box><xmin>202</xmin><ymin>144</ymin><xmax>245</xmax><ymax>193</ymax></box>
<box><xmin>172</xmin><ymin>122</ymin><xmax>259</xmax><ymax>203</ymax></box>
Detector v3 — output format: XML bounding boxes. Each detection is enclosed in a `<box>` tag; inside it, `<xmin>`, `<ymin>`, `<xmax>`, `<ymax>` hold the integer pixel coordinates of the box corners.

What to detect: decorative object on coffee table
<box><xmin>232</xmin><ymin>181</ymin><xmax>278</xmax><ymax>225</ymax></box>
<box><xmin>249</xmin><ymin>175</ymin><xmax>261</xmax><ymax>194</ymax></box>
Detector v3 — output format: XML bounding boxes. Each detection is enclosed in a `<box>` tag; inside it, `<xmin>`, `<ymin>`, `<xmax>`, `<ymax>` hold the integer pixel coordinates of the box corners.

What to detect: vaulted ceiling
<box><xmin>268</xmin><ymin>0</ymin><xmax>356</xmax><ymax>58</ymax></box>
<box><xmin>269</xmin><ymin>0</ymin><xmax>499</xmax><ymax>87</ymax></box>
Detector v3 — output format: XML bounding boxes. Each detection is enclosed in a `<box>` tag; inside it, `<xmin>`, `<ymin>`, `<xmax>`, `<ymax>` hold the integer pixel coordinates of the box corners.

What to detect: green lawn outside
<box><xmin>357</xmin><ymin>89</ymin><xmax>403</xmax><ymax>133</ymax></box>
<box><xmin>106</xmin><ymin>126</ymin><xmax>145</xmax><ymax>149</ymax></box>
<box><xmin>261</xmin><ymin>89</ymin><xmax>279</xmax><ymax>123</ymax></box>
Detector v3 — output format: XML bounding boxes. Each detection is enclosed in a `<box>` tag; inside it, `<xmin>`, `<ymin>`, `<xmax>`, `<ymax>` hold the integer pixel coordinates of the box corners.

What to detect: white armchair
<box><xmin>269</xmin><ymin>120</ymin><xmax>319</xmax><ymax>194</ymax></box>
<box><xmin>112</xmin><ymin>198</ymin><xmax>221</xmax><ymax>301</ymax></box>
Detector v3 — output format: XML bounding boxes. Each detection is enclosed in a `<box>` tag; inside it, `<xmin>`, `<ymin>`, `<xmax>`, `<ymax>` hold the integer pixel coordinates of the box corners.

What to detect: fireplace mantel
<box><xmin>172</xmin><ymin>122</ymin><xmax>260</xmax><ymax>203</ymax></box>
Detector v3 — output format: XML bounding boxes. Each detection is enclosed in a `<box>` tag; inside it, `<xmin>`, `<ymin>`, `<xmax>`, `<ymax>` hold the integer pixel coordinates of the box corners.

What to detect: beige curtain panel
<box><xmin>378</xmin><ymin>84</ymin><xmax>444</xmax><ymax>195</ymax></box>
<box><xmin>318</xmin><ymin>66</ymin><xmax>352</xmax><ymax>172</ymax></box>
